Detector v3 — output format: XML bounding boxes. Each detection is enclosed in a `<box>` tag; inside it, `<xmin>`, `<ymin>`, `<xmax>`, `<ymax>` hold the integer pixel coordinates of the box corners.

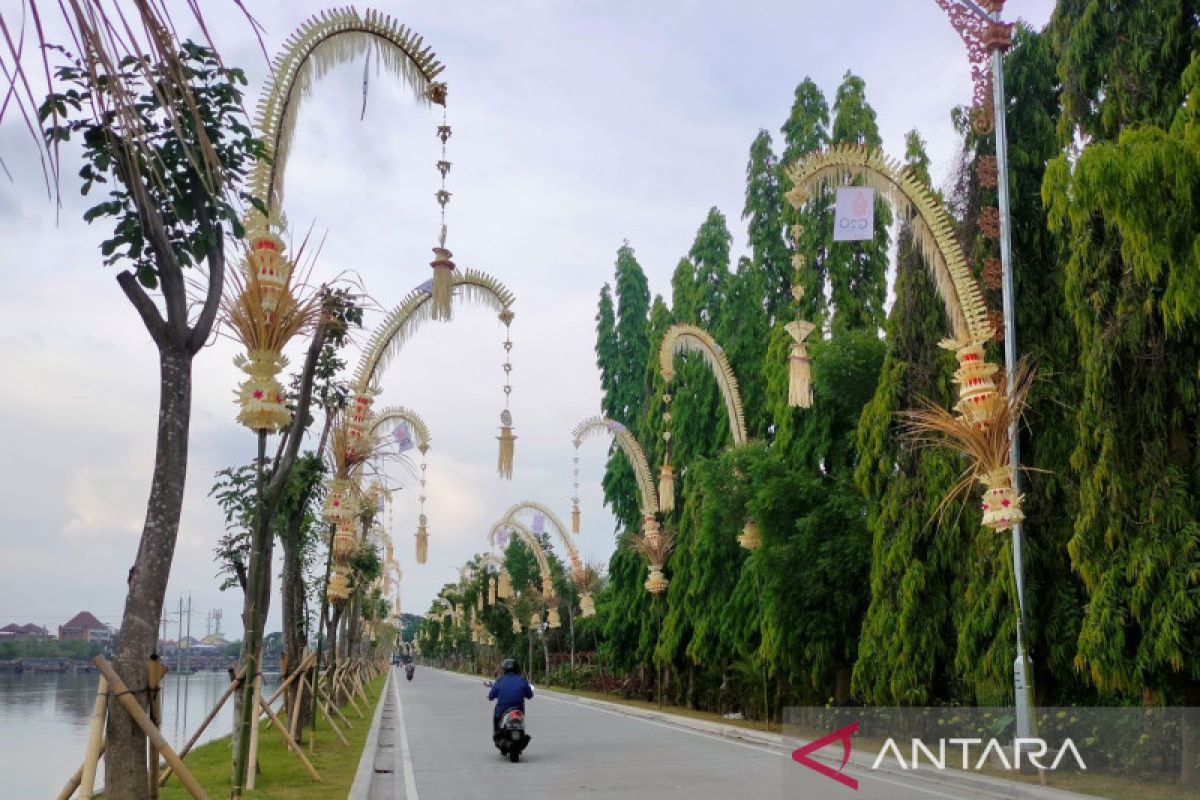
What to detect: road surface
<box><xmin>355</xmin><ymin>666</ymin><xmax>1080</xmax><ymax>799</ymax></box>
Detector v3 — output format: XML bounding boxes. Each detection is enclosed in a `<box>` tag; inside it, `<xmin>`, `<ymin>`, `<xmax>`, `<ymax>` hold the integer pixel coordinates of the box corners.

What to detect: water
<box><xmin>0</xmin><ymin>669</ymin><xmax>280</xmax><ymax>798</ymax></box>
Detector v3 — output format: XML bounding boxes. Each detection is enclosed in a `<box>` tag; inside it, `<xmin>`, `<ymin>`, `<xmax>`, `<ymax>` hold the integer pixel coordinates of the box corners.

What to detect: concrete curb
<box><xmin>349</xmin><ymin>668</ymin><xmax>391</xmax><ymax>799</ymax></box>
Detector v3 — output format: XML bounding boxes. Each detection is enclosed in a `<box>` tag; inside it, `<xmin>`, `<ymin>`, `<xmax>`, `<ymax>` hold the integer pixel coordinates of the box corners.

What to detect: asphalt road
<box><xmin>355</xmin><ymin>666</ymin><xmax>1050</xmax><ymax>800</ymax></box>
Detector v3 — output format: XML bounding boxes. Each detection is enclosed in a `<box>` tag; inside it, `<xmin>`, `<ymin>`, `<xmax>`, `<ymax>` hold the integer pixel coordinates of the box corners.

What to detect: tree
<box><xmin>826</xmin><ymin>71</ymin><xmax>890</xmax><ymax>334</ymax></box>
<box><xmin>743</xmin><ymin>131</ymin><xmax>790</xmax><ymax>325</ymax></box>
<box><xmin>852</xmin><ymin>131</ymin><xmax>972</xmax><ymax>705</ymax></box>
<box><xmin>41</xmin><ymin>42</ymin><xmax>261</xmax><ymax>797</ymax></box>
<box><xmin>1044</xmin><ymin>1</ymin><xmax>1200</xmax><ymax>698</ymax></box>
<box><xmin>779</xmin><ymin>78</ymin><xmax>831</xmax><ymax>329</ymax></box>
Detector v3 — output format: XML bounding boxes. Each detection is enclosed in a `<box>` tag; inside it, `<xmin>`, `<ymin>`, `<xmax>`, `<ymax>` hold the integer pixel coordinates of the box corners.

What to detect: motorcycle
<box><xmin>404</xmin><ymin>663</ymin><xmax>415</xmax><ymax>681</ymax></box>
<box><xmin>486</xmin><ymin>681</ymin><xmax>531</xmax><ymax>762</ymax></box>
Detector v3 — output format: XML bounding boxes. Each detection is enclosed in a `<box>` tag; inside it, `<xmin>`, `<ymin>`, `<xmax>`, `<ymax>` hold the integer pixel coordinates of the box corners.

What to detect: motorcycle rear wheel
<box><xmin>509</xmin><ymin>750</ymin><xmax>520</xmax><ymax>763</ymax></box>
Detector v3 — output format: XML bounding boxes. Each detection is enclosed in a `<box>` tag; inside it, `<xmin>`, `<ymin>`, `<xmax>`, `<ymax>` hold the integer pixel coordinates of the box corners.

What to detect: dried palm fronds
<box><xmin>354</xmin><ymin>268</ymin><xmax>515</xmax><ymax>391</ymax></box>
<box><xmin>658</xmin><ymin>324</ymin><xmax>748</xmax><ymax>445</ymax></box>
<box><xmin>221</xmin><ymin>252</ymin><xmax>322</xmax><ymax>353</ymax></box>
<box><xmin>900</xmin><ymin>359</ymin><xmax>1035</xmax><ymax>531</ymax></box>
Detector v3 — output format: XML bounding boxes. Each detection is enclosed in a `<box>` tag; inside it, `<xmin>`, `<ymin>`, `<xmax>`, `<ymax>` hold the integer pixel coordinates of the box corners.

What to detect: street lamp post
<box><xmin>936</xmin><ymin>0</ymin><xmax>1033</xmax><ymax>737</ymax></box>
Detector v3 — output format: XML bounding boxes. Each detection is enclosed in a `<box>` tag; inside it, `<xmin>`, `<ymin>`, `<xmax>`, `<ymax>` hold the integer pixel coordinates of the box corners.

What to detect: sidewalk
<box><xmin>349</xmin><ymin>668</ymin><xmax>403</xmax><ymax>800</ymax></box>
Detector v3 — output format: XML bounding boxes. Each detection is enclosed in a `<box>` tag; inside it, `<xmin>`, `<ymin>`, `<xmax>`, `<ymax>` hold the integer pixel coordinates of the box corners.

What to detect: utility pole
<box><xmin>935</xmin><ymin>0</ymin><xmax>1033</xmax><ymax>738</ymax></box>
<box><xmin>185</xmin><ymin>595</ymin><xmax>192</xmax><ymax>673</ymax></box>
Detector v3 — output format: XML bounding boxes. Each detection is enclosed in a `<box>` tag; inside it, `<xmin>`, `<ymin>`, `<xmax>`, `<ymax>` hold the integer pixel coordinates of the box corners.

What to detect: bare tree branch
<box><xmin>115</xmin><ymin>269</ymin><xmax>166</xmax><ymax>343</ymax></box>
<box><xmin>187</xmin><ymin>178</ymin><xmax>225</xmax><ymax>354</ymax></box>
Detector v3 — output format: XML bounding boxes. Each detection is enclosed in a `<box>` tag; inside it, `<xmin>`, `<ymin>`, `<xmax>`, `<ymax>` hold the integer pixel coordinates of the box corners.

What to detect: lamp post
<box><xmin>935</xmin><ymin>0</ymin><xmax>1032</xmax><ymax>737</ymax></box>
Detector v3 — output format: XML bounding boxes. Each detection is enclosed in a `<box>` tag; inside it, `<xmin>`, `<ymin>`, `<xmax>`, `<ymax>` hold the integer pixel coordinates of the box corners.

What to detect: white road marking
<box><xmin>391</xmin><ymin>669</ymin><xmax>419</xmax><ymax>800</ymax></box>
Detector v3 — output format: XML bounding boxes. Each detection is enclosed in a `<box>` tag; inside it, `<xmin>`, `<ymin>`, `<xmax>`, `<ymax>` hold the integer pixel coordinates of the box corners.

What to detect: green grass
<box><xmin>158</xmin><ymin>673</ymin><xmax>385</xmax><ymax>799</ymax></box>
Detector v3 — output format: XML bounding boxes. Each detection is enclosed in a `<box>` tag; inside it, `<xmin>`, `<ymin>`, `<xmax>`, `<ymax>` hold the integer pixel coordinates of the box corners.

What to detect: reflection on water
<box><xmin>0</xmin><ymin>670</ymin><xmax>280</xmax><ymax>798</ymax></box>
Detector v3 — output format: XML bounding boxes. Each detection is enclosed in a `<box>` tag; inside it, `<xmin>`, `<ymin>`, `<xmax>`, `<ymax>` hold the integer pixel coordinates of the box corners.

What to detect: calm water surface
<box><xmin>0</xmin><ymin>669</ymin><xmax>280</xmax><ymax>798</ymax></box>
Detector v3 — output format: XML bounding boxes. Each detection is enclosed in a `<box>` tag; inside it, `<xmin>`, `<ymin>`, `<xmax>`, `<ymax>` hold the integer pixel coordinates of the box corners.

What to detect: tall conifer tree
<box><xmin>1045</xmin><ymin>2</ymin><xmax>1200</xmax><ymax>700</ymax></box>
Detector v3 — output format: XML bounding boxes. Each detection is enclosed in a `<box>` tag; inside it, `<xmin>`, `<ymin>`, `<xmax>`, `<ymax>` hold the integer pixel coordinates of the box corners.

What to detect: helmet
<box><xmin>501</xmin><ymin>658</ymin><xmax>519</xmax><ymax>674</ymax></box>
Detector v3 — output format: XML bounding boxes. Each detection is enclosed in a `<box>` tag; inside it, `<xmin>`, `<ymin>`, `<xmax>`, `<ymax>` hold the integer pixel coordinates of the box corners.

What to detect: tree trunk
<box><xmin>834</xmin><ymin>665</ymin><xmax>852</xmax><ymax>705</ymax></box>
<box><xmin>280</xmin><ymin>505</ymin><xmax>309</xmax><ymax>734</ymax></box>
<box><xmin>105</xmin><ymin>345</ymin><xmax>193</xmax><ymax>800</ymax></box>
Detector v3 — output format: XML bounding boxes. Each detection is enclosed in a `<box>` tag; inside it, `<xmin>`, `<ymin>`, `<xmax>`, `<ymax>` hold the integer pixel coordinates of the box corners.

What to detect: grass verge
<box><xmin>158</xmin><ymin>673</ymin><xmax>386</xmax><ymax>799</ymax></box>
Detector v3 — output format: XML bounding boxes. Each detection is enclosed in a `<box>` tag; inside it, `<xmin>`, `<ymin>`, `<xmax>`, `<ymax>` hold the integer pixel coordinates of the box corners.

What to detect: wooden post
<box><xmin>246</xmin><ymin>674</ymin><xmax>263</xmax><ymax>790</ymax></box>
<box><xmin>258</xmin><ymin>694</ymin><xmax>322</xmax><ymax>782</ymax></box>
<box><xmin>92</xmin><ymin>656</ymin><xmax>208</xmax><ymax>800</ymax></box>
<box><xmin>159</xmin><ymin>667</ymin><xmax>244</xmax><ymax>787</ymax></box>
<box><xmin>78</xmin><ymin>676</ymin><xmax>108</xmax><ymax>799</ymax></box>
<box><xmin>289</xmin><ymin>675</ymin><xmax>306</xmax><ymax>743</ymax></box>
<box><xmin>147</xmin><ymin>655</ymin><xmax>168</xmax><ymax>799</ymax></box>
<box><xmin>57</xmin><ymin>740</ymin><xmax>105</xmax><ymax>800</ymax></box>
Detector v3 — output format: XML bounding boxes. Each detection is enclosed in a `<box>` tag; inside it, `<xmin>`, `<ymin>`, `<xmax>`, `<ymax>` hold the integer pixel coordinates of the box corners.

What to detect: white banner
<box><xmin>833</xmin><ymin>186</ymin><xmax>875</xmax><ymax>241</ymax></box>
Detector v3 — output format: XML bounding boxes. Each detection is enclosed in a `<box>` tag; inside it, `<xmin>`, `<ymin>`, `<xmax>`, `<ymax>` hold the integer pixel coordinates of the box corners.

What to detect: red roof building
<box><xmin>58</xmin><ymin>611</ymin><xmax>112</xmax><ymax>642</ymax></box>
<box><xmin>0</xmin><ymin>623</ymin><xmax>51</xmax><ymax>639</ymax></box>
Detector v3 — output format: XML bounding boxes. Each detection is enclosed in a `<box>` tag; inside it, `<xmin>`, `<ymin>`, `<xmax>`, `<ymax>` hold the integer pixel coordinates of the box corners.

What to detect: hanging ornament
<box><xmin>737</xmin><ymin>519</ymin><xmax>762</xmax><ymax>551</ymax></box>
<box><xmin>530</xmin><ymin>611</ymin><xmax>541</xmax><ymax>629</ymax></box>
<box><xmin>547</xmin><ymin>607</ymin><xmax>561</xmax><ymax>629</ymax></box>
<box><xmin>512</xmin><ymin>617</ymin><xmax>523</xmax><ymax>634</ymax></box>
<box><xmin>644</xmin><ymin>566</ymin><xmax>668</xmax><ymax>595</ymax></box>
<box><xmin>430</xmin><ymin>100</ymin><xmax>456</xmax><ymax>320</ymax></box>
<box><xmin>571</xmin><ymin>454</ymin><xmax>581</xmax><ymax>533</ymax></box>
<box><xmin>786</xmin><ymin>240</ymin><xmax>815</xmax><ymax>409</ymax></box>
<box><xmin>980</xmin><ymin>465</ymin><xmax>1024</xmax><ymax>531</ymax></box>
<box><xmin>415</xmin><ymin>513</ymin><xmax>429</xmax><ymax>565</ymax></box>
<box><xmin>488</xmin><ymin>577</ymin><xmax>497</xmax><ymax>605</ymax></box>
<box><xmin>497</xmin><ymin>309</ymin><xmax>516</xmax><ymax>478</ymax></box>
<box><xmin>497</xmin><ymin>571</ymin><xmax>513</xmax><ymax>600</ymax></box>
<box><xmin>477</xmin><ymin>592</ymin><xmax>484</xmax><ymax>613</ymax></box>
<box><xmin>234</xmin><ymin>350</ymin><xmax>290</xmax><ymax>431</ymax></box>
<box><xmin>951</xmin><ymin>342</ymin><xmax>1001</xmax><ymax>425</ymax></box>
<box><xmin>579</xmin><ymin>593</ymin><xmax>596</xmax><ymax>618</ymax></box>
<box><xmin>658</xmin><ymin>393</ymin><xmax>675</xmax><ymax>513</ymax></box>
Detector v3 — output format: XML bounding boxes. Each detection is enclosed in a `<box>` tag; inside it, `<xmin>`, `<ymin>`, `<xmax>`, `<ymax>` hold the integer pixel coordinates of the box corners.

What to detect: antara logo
<box><xmin>791</xmin><ymin>722</ymin><xmax>1088</xmax><ymax>792</ymax></box>
<box><xmin>791</xmin><ymin>722</ymin><xmax>859</xmax><ymax>790</ymax></box>
<box><xmin>871</xmin><ymin>737</ymin><xmax>1087</xmax><ymax>772</ymax></box>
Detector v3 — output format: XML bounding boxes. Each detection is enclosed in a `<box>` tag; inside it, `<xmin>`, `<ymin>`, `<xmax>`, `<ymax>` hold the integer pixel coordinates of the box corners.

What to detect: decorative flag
<box><xmin>377</xmin><ymin>493</ymin><xmax>386</xmax><ymax>513</ymax></box>
<box><xmin>532</xmin><ymin>514</ymin><xmax>545</xmax><ymax>534</ymax></box>
<box><xmin>496</xmin><ymin>527</ymin><xmax>510</xmax><ymax>547</ymax></box>
<box><xmin>416</xmin><ymin>279</ymin><xmax>434</xmax><ymax>295</ymax></box>
<box><xmin>393</xmin><ymin>422</ymin><xmax>415</xmax><ymax>452</ymax></box>
<box><xmin>833</xmin><ymin>186</ymin><xmax>875</xmax><ymax>241</ymax></box>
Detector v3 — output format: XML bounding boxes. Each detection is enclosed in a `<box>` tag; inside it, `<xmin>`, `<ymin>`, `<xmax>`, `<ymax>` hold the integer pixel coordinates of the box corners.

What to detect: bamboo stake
<box><xmin>246</xmin><ymin>674</ymin><xmax>263</xmax><ymax>790</ymax></box>
<box><xmin>92</xmin><ymin>656</ymin><xmax>208</xmax><ymax>800</ymax></box>
<box><xmin>79</xmin><ymin>676</ymin><xmax>108</xmax><ymax>799</ymax></box>
<box><xmin>258</xmin><ymin>695</ymin><xmax>322</xmax><ymax>782</ymax></box>
<box><xmin>147</xmin><ymin>656</ymin><xmax>168</xmax><ymax>799</ymax></box>
<box><xmin>264</xmin><ymin>650</ymin><xmax>314</xmax><ymax>708</ymax></box>
<box><xmin>289</xmin><ymin>675</ymin><xmax>306</xmax><ymax>742</ymax></box>
<box><xmin>159</xmin><ymin>667</ymin><xmax>245</xmax><ymax>787</ymax></box>
<box><xmin>318</xmin><ymin>697</ymin><xmax>350</xmax><ymax>746</ymax></box>
<box><xmin>325</xmin><ymin>688</ymin><xmax>354</xmax><ymax>728</ymax></box>
<box><xmin>57</xmin><ymin>740</ymin><xmax>105</xmax><ymax>800</ymax></box>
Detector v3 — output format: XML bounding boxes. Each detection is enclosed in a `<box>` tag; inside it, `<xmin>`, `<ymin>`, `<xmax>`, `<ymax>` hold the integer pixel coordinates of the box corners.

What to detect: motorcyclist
<box><xmin>404</xmin><ymin>662</ymin><xmax>415</xmax><ymax>680</ymax></box>
<box><xmin>488</xmin><ymin>658</ymin><xmax>533</xmax><ymax>732</ymax></box>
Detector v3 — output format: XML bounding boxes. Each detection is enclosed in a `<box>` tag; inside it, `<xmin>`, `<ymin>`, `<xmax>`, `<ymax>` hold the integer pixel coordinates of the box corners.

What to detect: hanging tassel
<box><xmin>789</xmin><ymin>343</ymin><xmax>812</xmax><ymax>408</ymax></box>
<box><xmin>488</xmin><ymin>578</ymin><xmax>497</xmax><ymax>605</ymax></box>
<box><xmin>415</xmin><ymin>516</ymin><xmax>429</xmax><ymax>565</ymax></box>
<box><xmin>658</xmin><ymin>463</ymin><xmax>676</xmax><ymax>513</ymax></box>
<box><xmin>498</xmin><ymin>571</ymin><xmax>512</xmax><ymax>599</ymax></box>
<box><xmin>512</xmin><ymin>618</ymin><xmax>522</xmax><ymax>634</ymax></box>
<box><xmin>547</xmin><ymin>608</ymin><xmax>561</xmax><ymax>629</ymax></box>
<box><xmin>497</xmin><ymin>410</ymin><xmax>515</xmax><ymax>479</ymax></box>
<box><xmin>579</xmin><ymin>593</ymin><xmax>596</xmax><ymax>618</ymax></box>
<box><xmin>477</xmin><ymin>593</ymin><xmax>484</xmax><ymax>612</ymax></box>
<box><xmin>430</xmin><ymin>246</ymin><xmax>455</xmax><ymax>321</ymax></box>
<box><xmin>571</xmin><ymin>503</ymin><xmax>581</xmax><ymax>534</ymax></box>
<box><xmin>785</xmin><ymin>320</ymin><xmax>816</xmax><ymax>409</ymax></box>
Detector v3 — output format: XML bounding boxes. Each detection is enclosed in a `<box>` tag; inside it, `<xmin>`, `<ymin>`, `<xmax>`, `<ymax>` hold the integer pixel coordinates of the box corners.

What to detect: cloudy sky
<box><xmin>0</xmin><ymin>0</ymin><xmax>1055</xmax><ymax>640</ymax></box>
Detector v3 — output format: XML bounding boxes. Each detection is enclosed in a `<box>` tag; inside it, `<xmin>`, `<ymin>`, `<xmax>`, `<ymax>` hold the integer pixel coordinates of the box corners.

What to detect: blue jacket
<box><xmin>488</xmin><ymin>673</ymin><xmax>533</xmax><ymax>715</ymax></box>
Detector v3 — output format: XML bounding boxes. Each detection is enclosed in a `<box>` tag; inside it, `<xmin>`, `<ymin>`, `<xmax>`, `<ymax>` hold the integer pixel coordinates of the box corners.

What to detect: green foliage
<box><xmin>779</xmin><ymin>78</ymin><xmax>831</xmax><ymax>328</ymax></box>
<box><xmin>825</xmin><ymin>71</ymin><xmax>891</xmax><ymax>334</ymax></box>
<box><xmin>743</xmin><ymin>130</ymin><xmax>791</xmax><ymax>324</ymax></box>
<box><xmin>0</xmin><ymin>638</ymin><xmax>104</xmax><ymax>660</ymax></box>
<box><xmin>1043</xmin><ymin>50</ymin><xmax>1200</xmax><ymax>698</ymax></box>
<box><xmin>40</xmin><ymin>42</ymin><xmax>264</xmax><ymax>288</ymax></box>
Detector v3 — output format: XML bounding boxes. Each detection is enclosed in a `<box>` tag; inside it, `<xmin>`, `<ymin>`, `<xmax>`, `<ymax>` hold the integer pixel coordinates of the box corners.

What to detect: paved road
<box><xmin>353</xmin><ymin>666</ymin><xmax>1077</xmax><ymax>800</ymax></box>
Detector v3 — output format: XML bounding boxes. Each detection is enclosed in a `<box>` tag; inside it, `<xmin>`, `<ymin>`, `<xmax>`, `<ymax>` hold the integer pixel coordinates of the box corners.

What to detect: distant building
<box><xmin>58</xmin><ymin>611</ymin><xmax>113</xmax><ymax>643</ymax></box>
<box><xmin>0</xmin><ymin>623</ymin><xmax>51</xmax><ymax>640</ymax></box>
